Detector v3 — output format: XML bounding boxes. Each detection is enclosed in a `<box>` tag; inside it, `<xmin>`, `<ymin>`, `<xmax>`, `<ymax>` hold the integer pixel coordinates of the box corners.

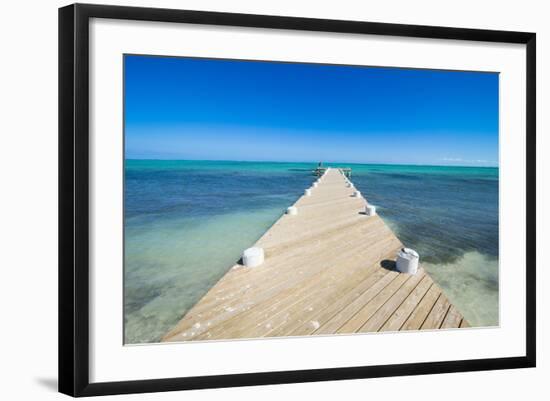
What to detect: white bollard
<box><xmin>304</xmin><ymin>189</ymin><xmax>312</xmax><ymax>196</ymax></box>
<box><xmin>353</xmin><ymin>191</ymin><xmax>362</xmax><ymax>198</ymax></box>
<box><xmin>396</xmin><ymin>248</ymin><xmax>419</xmax><ymax>274</ymax></box>
<box><xmin>347</xmin><ymin>183</ymin><xmax>354</xmax><ymax>188</ymax></box>
<box><xmin>365</xmin><ymin>204</ymin><xmax>376</xmax><ymax>216</ymax></box>
<box><xmin>312</xmin><ymin>182</ymin><xmax>318</xmax><ymax>188</ymax></box>
<box><xmin>287</xmin><ymin>206</ymin><xmax>298</xmax><ymax>215</ymax></box>
<box><xmin>242</xmin><ymin>247</ymin><xmax>264</xmax><ymax>268</ymax></box>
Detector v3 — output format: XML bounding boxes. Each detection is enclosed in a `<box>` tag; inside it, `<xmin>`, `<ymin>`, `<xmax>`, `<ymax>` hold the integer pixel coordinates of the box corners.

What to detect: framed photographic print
<box><xmin>58</xmin><ymin>3</ymin><xmax>536</xmax><ymax>397</ymax></box>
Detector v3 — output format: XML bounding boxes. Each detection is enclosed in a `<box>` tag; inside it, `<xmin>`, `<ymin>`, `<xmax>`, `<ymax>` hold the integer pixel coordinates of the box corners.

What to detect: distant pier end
<box><xmin>314</xmin><ymin>166</ymin><xmax>351</xmax><ymax>178</ymax></box>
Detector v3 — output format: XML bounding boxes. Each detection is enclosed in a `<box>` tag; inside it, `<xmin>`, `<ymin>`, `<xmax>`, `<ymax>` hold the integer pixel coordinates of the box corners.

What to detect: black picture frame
<box><xmin>59</xmin><ymin>3</ymin><xmax>536</xmax><ymax>397</ymax></box>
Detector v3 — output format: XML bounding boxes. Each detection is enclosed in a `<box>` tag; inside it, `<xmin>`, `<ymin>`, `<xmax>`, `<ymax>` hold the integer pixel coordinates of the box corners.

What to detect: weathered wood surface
<box><xmin>163</xmin><ymin>168</ymin><xmax>467</xmax><ymax>342</ymax></box>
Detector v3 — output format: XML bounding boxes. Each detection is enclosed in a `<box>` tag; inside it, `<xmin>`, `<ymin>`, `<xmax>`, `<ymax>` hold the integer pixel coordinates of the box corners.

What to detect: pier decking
<box><xmin>163</xmin><ymin>168</ymin><xmax>468</xmax><ymax>342</ymax></box>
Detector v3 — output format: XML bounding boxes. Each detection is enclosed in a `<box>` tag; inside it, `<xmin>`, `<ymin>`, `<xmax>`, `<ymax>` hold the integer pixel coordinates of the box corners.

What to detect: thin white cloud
<box><xmin>440</xmin><ymin>157</ymin><xmax>496</xmax><ymax>165</ymax></box>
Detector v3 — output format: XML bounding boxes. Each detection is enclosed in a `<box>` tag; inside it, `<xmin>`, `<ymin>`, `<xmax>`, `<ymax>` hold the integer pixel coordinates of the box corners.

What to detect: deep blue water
<box><xmin>347</xmin><ymin>163</ymin><xmax>499</xmax><ymax>264</ymax></box>
<box><xmin>124</xmin><ymin>160</ymin><xmax>499</xmax><ymax>343</ymax></box>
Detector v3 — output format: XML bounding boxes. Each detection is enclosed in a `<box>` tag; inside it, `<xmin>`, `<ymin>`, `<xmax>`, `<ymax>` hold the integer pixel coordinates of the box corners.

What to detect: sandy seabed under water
<box><xmin>423</xmin><ymin>251</ymin><xmax>499</xmax><ymax>327</ymax></box>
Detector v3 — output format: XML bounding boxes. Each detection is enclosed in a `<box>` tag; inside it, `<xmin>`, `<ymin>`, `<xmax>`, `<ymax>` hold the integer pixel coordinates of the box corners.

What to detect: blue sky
<box><xmin>125</xmin><ymin>55</ymin><xmax>499</xmax><ymax>166</ymax></box>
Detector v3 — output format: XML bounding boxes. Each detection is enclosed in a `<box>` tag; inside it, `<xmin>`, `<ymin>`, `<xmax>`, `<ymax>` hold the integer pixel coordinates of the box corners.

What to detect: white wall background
<box><xmin>0</xmin><ymin>0</ymin><xmax>546</xmax><ymax>399</ymax></box>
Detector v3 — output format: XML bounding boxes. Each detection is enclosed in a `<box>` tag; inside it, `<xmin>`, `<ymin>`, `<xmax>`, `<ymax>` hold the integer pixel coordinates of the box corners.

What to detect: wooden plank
<box><xmin>314</xmin><ymin>271</ymin><xmax>400</xmax><ymax>335</ymax></box>
<box><xmin>336</xmin><ymin>273</ymin><xmax>411</xmax><ymax>333</ymax></box>
<box><xmin>379</xmin><ymin>275</ymin><xmax>433</xmax><ymax>332</ymax></box>
<box><xmin>358</xmin><ymin>269</ymin><xmax>427</xmax><ymax>332</ymax></box>
<box><xmin>289</xmin><ymin>267</ymin><xmax>395</xmax><ymax>336</ymax></box>
<box><xmin>271</xmin><ymin>267</ymin><xmax>396</xmax><ymax>337</ymax></box>
<box><xmin>421</xmin><ymin>294</ymin><xmax>451</xmax><ymax>330</ymax></box>
<box><xmin>441</xmin><ymin>305</ymin><xmax>463</xmax><ymax>329</ymax></box>
<box><xmin>400</xmin><ymin>285</ymin><xmax>441</xmax><ymax>331</ymax></box>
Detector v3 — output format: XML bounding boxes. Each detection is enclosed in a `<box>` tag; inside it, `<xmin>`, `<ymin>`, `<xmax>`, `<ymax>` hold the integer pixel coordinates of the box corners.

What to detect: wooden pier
<box><xmin>163</xmin><ymin>168</ymin><xmax>468</xmax><ymax>342</ymax></box>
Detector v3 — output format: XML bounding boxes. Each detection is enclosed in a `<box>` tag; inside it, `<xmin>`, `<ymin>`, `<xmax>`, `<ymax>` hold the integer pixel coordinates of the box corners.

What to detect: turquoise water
<box><xmin>124</xmin><ymin>160</ymin><xmax>499</xmax><ymax>343</ymax></box>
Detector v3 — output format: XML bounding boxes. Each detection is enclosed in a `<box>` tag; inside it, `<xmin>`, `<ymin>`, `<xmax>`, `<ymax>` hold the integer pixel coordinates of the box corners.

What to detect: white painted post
<box><xmin>242</xmin><ymin>247</ymin><xmax>265</xmax><ymax>268</ymax></box>
<box><xmin>396</xmin><ymin>248</ymin><xmax>419</xmax><ymax>274</ymax></box>
<box><xmin>304</xmin><ymin>189</ymin><xmax>312</xmax><ymax>196</ymax></box>
<box><xmin>287</xmin><ymin>206</ymin><xmax>298</xmax><ymax>215</ymax></box>
<box><xmin>365</xmin><ymin>204</ymin><xmax>376</xmax><ymax>216</ymax></box>
<box><xmin>353</xmin><ymin>191</ymin><xmax>362</xmax><ymax>198</ymax></box>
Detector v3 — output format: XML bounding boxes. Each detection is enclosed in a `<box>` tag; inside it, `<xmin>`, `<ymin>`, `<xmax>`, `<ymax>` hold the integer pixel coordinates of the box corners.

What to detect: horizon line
<box><xmin>125</xmin><ymin>157</ymin><xmax>499</xmax><ymax>169</ymax></box>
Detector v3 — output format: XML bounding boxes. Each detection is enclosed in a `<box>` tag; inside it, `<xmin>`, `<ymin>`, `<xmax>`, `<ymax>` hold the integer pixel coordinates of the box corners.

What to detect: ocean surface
<box><xmin>124</xmin><ymin>160</ymin><xmax>499</xmax><ymax>344</ymax></box>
